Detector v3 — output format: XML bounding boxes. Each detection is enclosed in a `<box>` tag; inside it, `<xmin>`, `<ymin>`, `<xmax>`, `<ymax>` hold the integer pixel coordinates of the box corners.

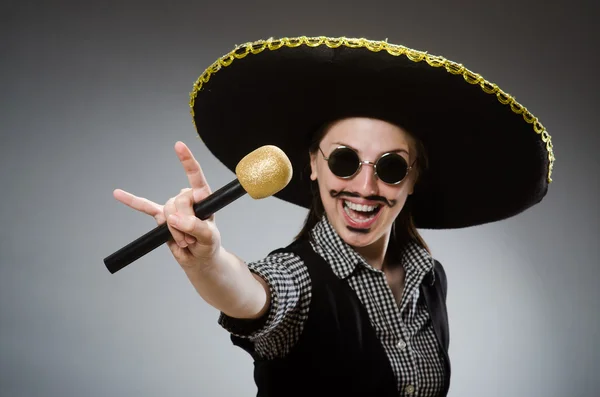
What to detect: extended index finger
<box><xmin>113</xmin><ymin>189</ymin><xmax>164</xmax><ymax>221</ymax></box>
<box><xmin>174</xmin><ymin>141</ymin><xmax>211</xmax><ymax>201</ymax></box>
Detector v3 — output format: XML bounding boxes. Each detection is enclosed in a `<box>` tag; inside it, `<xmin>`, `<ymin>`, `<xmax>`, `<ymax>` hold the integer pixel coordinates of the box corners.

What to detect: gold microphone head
<box><xmin>235</xmin><ymin>145</ymin><xmax>293</xmax><ymax>199</ymax></box>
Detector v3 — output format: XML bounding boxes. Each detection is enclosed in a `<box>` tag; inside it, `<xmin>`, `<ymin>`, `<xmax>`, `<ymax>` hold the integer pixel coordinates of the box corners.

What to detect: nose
<box><xmin>353</xmin><ymin>163</ymin><xmax>379</xmax><ymax>196</ymax></box>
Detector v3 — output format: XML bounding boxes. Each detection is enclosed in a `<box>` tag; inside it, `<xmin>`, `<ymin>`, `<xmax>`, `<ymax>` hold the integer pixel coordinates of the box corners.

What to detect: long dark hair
<box><xmin>294</xmin><ymin>119</ymin><xmax>431</xmax><ymax>254</ymax></box>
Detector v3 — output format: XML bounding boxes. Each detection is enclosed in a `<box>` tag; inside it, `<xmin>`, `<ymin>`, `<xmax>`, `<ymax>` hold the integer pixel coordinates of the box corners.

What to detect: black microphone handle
<box><xmin>104</xmin><ymin>179</ymin><xmax>246</xmax><ymax>274</ymax></box>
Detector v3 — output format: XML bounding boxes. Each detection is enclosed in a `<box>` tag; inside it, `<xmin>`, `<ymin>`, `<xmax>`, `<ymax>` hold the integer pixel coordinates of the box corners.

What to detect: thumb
<box><xmin>168</xmin><ymin>213</ymin><xmax>220</xmax><ymax>255</ymax></box>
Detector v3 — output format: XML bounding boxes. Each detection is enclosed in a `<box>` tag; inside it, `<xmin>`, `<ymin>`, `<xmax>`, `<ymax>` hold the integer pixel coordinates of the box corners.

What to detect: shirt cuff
<box><xmin>218</xmin><ymin>308</ymin><xmax>270</xmax><ymax>336</ymax></box>
<box><xmin>217</xmin><ymin>256</ymin><xmax>295</xmax><ymax>340</ymax></box>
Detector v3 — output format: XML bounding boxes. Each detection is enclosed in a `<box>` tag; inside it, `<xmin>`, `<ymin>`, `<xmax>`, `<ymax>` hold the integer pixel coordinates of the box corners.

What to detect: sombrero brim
<box><xmin>189</xmin><ymin>36</ymin><xmax>555</xmax><ymax>229</ymax></box>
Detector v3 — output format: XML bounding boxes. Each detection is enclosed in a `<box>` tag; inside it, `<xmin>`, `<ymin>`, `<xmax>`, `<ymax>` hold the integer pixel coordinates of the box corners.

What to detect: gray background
<box><xmin>1</xmin><ymin>0</ymin><xmax>598</xmax><ymax>396</ymax></box>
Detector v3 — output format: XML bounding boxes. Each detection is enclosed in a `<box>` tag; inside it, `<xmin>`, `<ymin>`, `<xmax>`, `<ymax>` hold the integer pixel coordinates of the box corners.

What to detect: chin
<box><xmin>340</xmin><ymin>232</ymin><xmax>375</xmax><ymax>248</ymax></box>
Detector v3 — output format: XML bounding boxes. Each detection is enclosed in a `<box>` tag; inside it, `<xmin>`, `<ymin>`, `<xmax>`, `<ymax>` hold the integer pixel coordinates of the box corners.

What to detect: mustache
<box><xmin>329</xmin><ymin>190</ymin><xmax>397</xmax><ymax>207</ymax></box>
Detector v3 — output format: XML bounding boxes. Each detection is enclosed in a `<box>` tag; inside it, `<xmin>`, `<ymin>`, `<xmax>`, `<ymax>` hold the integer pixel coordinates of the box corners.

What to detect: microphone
<box><xmin>104</xmin><ymin>145</ymin><xmax>293</xmax><ymax>274</ymax></box>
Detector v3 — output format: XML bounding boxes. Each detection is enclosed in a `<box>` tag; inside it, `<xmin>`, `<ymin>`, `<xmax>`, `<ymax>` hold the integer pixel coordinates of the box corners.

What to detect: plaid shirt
<box><xmin>220</xmin><ymin>216</ymin><xmax>447</xmax><ymax>396</ymax></box>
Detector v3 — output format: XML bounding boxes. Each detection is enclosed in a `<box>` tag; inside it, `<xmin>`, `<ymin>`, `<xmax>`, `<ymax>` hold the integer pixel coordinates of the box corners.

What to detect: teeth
<box><xmin>344</xmin><ymin>200</ymin><xmax>379</xmax><ymax>212</ymax></box>
<box><xmin>343</xmin><ymin>204</ymin><xmax>377</xmax><ymax>223</ymax></box>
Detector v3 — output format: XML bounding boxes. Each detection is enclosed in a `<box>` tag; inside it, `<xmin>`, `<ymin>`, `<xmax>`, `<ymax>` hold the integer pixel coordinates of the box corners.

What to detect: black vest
<box><xmin>231</xmin><ymin>239</ymin><xmax>451</xmax><ymax>397</ymax></box>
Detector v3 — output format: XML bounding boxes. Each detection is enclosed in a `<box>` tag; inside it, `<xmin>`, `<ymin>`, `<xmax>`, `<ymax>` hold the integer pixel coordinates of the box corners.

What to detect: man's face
<box><xmin>310</xmin><ymin>117</ymin><xmax>417</xmax><ymax>252</ymax></box>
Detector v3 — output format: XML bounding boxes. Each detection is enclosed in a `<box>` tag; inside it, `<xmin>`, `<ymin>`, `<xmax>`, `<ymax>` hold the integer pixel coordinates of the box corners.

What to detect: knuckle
<box><xmin>170</xmin><ymin>230</ymin><xmax>186</xmax><ymax>246</ymax></box>
<box><xmin>197</xmin><ymin>222</ymin><xmax>217</xmax><ymax>244</ymax></box>
<box><xmin>163</xmin><ymin>202</ymin><xmax>174</xmax><ymax>216</ymax></box>
<box><xmin>177</xmin><ymin>215</ymin><xmax>193</xmax><ymax>232</ymax></box>
<box><xmin>174</xmin><ymin>194</ymin><xmax>191</xmax><ymax>207</ymax></box>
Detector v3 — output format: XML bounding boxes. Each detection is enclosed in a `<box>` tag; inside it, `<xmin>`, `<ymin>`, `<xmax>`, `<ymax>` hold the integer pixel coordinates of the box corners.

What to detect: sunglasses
<box><xmin>318</xmin><ymin>145</ymin><xmax>414</xmax><ymax>185</ymax></box>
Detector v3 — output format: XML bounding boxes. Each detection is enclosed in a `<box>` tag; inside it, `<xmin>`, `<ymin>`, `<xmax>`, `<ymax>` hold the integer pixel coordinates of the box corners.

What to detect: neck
<box><xmin>352</xmin><ymin>233</ymin><xmax>391</xmax><ymax>271</ymax></box>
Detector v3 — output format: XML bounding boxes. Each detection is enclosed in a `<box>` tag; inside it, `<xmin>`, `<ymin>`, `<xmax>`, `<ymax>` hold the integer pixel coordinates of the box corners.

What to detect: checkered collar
<box><xmin>309</xmin><ymin>215</ymin><xmax>435</xmax><ymax>283</ymax></box>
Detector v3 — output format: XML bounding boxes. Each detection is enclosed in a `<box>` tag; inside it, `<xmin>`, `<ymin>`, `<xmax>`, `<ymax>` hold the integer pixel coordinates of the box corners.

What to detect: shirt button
<box><xmin>405</xmin><ymin>385</ymin><xmax>415</xmax><ymax>395</ymax></box>
<box><xmin>397</xmin><ymin>340</ymin><xmax>407</xmax><ymax>351</ymax></box>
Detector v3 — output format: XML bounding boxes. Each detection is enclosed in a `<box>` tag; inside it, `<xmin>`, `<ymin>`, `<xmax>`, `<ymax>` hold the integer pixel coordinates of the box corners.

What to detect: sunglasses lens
<box><xmin>328</xmin><ymin>147</ymin><xmax>360</xmax><ymax>178</ymax></box>
<box><xmin>376</xmin><ymin>153</ymin><xmax>408</xmax><ymax>184</ymax></box>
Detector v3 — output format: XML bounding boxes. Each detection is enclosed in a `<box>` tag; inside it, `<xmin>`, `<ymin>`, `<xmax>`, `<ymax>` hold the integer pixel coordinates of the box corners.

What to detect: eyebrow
<box><xmin>331</xmin><ymin>142</ymin><xmax>410</xmax><ymax>156</ymax></box>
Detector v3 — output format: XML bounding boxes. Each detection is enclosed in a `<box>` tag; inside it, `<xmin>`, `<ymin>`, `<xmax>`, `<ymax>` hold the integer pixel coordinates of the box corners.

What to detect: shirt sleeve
<box><xmin>218</xmin><ymin>251</ymin><xmax>312</xmax><ymax>359</ymax></box>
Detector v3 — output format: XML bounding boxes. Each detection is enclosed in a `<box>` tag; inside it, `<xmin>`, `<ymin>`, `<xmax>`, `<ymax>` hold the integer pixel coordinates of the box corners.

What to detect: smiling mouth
<box><xmin>342</xmin><ymin>200</ymin><xmax>382</xmax><ymax>224</ymax></box>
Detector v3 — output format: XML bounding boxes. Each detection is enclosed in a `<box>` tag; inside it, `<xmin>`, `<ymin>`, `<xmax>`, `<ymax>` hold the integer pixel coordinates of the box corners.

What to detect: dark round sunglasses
<box><xmin>319</xmin><ymin>146</ymin><xmax>414</xmax><ymax>185</ymax></box>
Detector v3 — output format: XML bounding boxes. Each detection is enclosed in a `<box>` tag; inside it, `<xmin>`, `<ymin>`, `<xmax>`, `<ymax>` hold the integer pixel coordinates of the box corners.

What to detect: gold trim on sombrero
<box><xmin>189</xmin><ymin>36</ymin><xmax>555</xmax><ymax>183</ymax></box>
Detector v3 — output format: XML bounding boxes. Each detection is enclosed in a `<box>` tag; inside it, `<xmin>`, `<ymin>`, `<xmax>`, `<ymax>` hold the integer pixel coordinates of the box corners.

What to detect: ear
<box><xmin>407</xmin><ymin>173</ymin><xmax>417</xmax><ymax>196</ymax></box>
<box><xmin>309</xmin><ymin>151</ymin><xmax>318</xmax><ymax>181</ymax></box>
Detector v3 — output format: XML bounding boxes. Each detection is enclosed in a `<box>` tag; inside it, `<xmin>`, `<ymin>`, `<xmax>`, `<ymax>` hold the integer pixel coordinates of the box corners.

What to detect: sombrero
<box><xmin>189</xmin><ymin>36</ymin><xmax>555</xmax><ymax>229</ymax></box>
